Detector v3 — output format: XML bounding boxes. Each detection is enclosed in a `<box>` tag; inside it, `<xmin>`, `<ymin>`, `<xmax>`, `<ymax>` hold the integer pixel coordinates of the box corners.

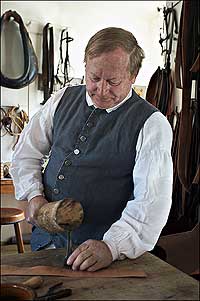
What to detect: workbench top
<box><xmin>1</xmin><ymin>248</ymin><xmax>199</xmax><ymax>300</ymax></box>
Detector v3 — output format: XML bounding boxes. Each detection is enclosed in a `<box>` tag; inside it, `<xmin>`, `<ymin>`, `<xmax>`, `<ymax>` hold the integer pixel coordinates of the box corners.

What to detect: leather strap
<box><xmin>1</xmin><ymin>264</ymin><xmax>147</xmax><ymax>278</ymax></box>
<box><xmin>171</xmin><ymin>0</ymin><xmax>200</xmax><ymax>222</ymax></box>
<box><xmin>176</xmin><ymin>0</ymin><xmax>199</xmax><ymax>192</ymax></box>
<box><xmin>40</xmin><ymin>23</ymin><xmax>54</xmax><ymax>105</ymax></box>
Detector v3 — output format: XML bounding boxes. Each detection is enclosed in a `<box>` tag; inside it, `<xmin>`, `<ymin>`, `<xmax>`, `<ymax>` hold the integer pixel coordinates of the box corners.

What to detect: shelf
<box><xmin>1</xmin><ymin>178</ymin><xmax>14</xmax><ymax>194</ymax></box>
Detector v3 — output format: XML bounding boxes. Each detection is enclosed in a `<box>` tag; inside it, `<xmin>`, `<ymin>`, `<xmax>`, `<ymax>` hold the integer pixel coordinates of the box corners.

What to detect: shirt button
<box><xmin>58</xmin><ymin>174</ymin><xmax>65</xmax><ymax>180</ymax></box>
<box><xmin>53</xmin><ymin>188</ymin><xmax>59</xmax><ymax>194</ymax></box>
<box><xmin>86</xmin><ymin>122</ymin><xmax>93</xmax><ymax>128</ymax></box>
<box><xmin>74</xmin><ymin>149</ymin><xmax>80</xmax><ymax>155</ymax></box>
<box><xmin>80</xmin><ymin>135</ymin><xmax>87</xmax><ymax>142</ymax></box>
<box><xmin>65</xmin><ymin>159</ymin><xmax>72</xmax><ymax>166</ymax></box>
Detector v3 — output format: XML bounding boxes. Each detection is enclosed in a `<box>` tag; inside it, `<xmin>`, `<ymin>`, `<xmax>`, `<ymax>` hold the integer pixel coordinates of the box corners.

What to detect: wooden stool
<box><xmin>0</xmin><ymin>207</ymin><xmax>25</xmax><ymax>253</ymax></box>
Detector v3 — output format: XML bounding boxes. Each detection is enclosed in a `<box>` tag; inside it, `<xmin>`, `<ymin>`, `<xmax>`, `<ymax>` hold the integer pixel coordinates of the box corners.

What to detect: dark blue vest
<box><xmin>31</xmin><ymin>85</ymin><xmax>157</xmax><ymax>251</ymax></box>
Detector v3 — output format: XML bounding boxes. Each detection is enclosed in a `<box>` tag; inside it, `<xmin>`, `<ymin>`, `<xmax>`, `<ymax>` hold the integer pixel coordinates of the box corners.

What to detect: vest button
<box><xmin>53</xmin><ymin>188</ymin><xmax>59</xmax><ymax>194</ymax></box>
<box><xmin>80</xmin><ymin>135</ymin><xmax>87</xmax><ymax>142</ymax></box>
<box><xmin>74</xmin><ymin>149</ymin><xmax>80</xmax><ymax>155</ymax></box>
<box><xmin>86</xmin><ymin>122</ymin><xmax>93</xmax><ymax>128</ymax></box>
<box><xmin>58</xmin><ymin>174</ymin><xmax>65</xmax><ymax>180</ymax></box>
<box><xmin>65</xmin><ymin>159</ymin><xmax>72</xmax><ymax>166</ymax></box>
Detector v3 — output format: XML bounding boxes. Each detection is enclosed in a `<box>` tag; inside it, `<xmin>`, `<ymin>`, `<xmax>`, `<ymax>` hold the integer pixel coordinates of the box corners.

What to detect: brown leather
<box><xmin>175</xmin><ymin>0</ymin><xmax>199</xmax><ymax>193</ymax></box>
<box><xmin>146</xmin><ymin>7</ymin><xmax>177</xmax><ymax>118</ymax></box>
<box><xmin>145</xmin><ymin>66</ymin><xmax>173</xmax><ymax>118</ymax></box>
<box><xmin>145</xmin><ymin>67</ymin><xmax>161</xmax><ymax>107</ymax></box>
<box><xmin>164</xmin><ymin>0</ymin><xmax>200</xmax><ymax>226</ymax></box>
<box><xmin>1</xmin><ymin>264</ymin><xmax>147</xmax><ymax>278</ymax></box>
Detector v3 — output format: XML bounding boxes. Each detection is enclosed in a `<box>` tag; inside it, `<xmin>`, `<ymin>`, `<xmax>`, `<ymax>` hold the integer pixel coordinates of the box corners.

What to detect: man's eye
<box><xmin>109</xmin><ymin>81</ymin><xmax>121</xmax><ymax>86</ymax></box>
<box><xmin>91</xmin><ymin>77</ymin><xmax>100</xmax><ymax>82</ymax></box>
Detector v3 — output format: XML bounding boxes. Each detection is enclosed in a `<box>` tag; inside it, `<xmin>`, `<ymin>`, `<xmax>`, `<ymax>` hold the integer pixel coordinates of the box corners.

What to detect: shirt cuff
<box><xmin>103</xmin><ymin>237</ymin><xmax>126</xmax><ymax>261</ymax></box>
<box><xmin>27</xmin><ymin>190</ymin><xmax>44</xmax><ymax>202</ymax></box>
<box><xmin>102</xmin><ymin>238</ymin><xmax>118</xmax><ymax>261</ymax></box>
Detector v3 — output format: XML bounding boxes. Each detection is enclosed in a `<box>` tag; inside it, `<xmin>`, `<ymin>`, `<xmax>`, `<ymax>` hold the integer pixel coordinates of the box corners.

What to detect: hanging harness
<box><xmin>40</xmin><ymin>26</ymin><xmax>74</xmax><ymax>105</ymax></box>
<box><xmin>146</xmin><ymin>1</ymin><xmax>199</xmax><ymax>227</ymax></box>
<box><xmin>146</xmin><ymin>6</ymin><xmax>178</xmax><ymax>118</ymax></box>
<box><xmin>54</xmin><ymin>29</ymin><xmax>74</xmax><ymax>90</ymax></box>
<box><xmin>174</xmin><ymin>0</ymin><xmax>199</xmax><ymax>222</ymax></box>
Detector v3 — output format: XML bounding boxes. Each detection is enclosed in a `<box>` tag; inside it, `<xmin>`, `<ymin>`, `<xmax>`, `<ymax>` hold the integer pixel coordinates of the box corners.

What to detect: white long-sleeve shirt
<box><xmin>10</xmin><ymin>86</ymin><xmax>173</xmax><ymax>261</ymax></box>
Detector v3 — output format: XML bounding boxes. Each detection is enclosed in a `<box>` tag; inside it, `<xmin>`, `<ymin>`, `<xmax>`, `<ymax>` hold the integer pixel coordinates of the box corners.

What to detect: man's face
<box><xmin>85</xmin><ymin>47</ymin><xmax>136</xmax><ymax>109</ymax></box>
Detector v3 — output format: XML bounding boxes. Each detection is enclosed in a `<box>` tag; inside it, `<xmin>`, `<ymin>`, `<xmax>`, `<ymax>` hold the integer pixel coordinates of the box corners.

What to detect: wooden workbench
<box><xmin>1</xmin><ymin>248</ymin><xmax>199</xmax><ymax>300</ymax></box>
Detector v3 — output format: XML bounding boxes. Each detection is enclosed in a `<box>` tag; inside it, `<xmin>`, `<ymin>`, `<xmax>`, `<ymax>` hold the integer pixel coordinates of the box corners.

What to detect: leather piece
<box><xmin>1</xmin><ymin>265</ymin><xmax>147</xmax><ymax>278</ymax></box>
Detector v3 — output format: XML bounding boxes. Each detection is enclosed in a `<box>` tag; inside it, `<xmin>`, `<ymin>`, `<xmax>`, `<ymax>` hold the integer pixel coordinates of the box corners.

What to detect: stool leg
<box><xmin>14</xmin><ymin>222</ymin><xmax>25</xmax><ymax>253</ymax></box>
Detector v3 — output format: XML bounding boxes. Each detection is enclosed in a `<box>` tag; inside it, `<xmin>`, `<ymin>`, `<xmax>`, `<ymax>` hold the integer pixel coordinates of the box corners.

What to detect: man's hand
<box><xmin>25</xmin><ymin>195</ymin><xmax>48</xmax><ymax>226</ymax></box>
<box><xmin>66</xmin><ymin>239</ymin><xmax>113</xmax><ymax>272</ymax></box>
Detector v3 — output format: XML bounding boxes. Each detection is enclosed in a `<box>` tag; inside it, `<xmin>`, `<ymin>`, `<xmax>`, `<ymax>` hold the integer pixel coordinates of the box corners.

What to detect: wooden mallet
<box><xmin>35</xmin><ymin>198</ymin><xmax>84</xmax><ymax>266</ymax></box>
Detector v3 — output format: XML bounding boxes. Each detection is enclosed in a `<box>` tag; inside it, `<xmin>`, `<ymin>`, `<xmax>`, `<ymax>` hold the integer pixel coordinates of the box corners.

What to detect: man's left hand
<box><xmin>66</xmin><ymin>239</ymin><xmax>113</xmax><ymax>271</ymax></box>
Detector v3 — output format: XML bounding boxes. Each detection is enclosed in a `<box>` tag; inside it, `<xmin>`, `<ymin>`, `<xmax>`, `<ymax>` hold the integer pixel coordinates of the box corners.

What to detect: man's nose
<box><xmin>97</xmin><ymin>80</ymin><xmax>109</xmax><ymax>95</ymax></box>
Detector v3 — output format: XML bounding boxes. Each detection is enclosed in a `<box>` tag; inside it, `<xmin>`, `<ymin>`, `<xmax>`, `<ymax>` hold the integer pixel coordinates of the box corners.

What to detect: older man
<box><xmin>11</xmin><ymin>27</ymin><xmax>173</xmax><ymax>272</ymax></box>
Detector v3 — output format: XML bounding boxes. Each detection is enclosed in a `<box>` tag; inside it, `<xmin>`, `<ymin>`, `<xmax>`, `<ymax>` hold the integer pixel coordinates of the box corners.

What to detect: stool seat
<box><xmin>0</xmin><ymin>208</ymin><xmax>25</xmax><ymax>224</ymax></box>
<box><xmin>0</xmin><ymin>207</ymin><xmax>25</xmax><ymax>253</ymax></box>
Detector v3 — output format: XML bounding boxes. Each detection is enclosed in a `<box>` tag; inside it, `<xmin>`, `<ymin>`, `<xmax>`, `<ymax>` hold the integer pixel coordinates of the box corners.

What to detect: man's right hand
<box><xmin>25</xmin><ymin>195</ymin><xmax>48</xmax><ymax>226</ymax></box>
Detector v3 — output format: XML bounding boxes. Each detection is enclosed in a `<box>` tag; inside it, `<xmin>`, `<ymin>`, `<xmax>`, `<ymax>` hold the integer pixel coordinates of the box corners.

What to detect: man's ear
<box><xmin>131</xmin><ymin>71</ymin><xmax>138</xmax><ymax>84</ymax></box>
<box><xmin>131</xmin><ymin>74</ymin><xmax>137</xmax><ymax>84</ymax></box>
